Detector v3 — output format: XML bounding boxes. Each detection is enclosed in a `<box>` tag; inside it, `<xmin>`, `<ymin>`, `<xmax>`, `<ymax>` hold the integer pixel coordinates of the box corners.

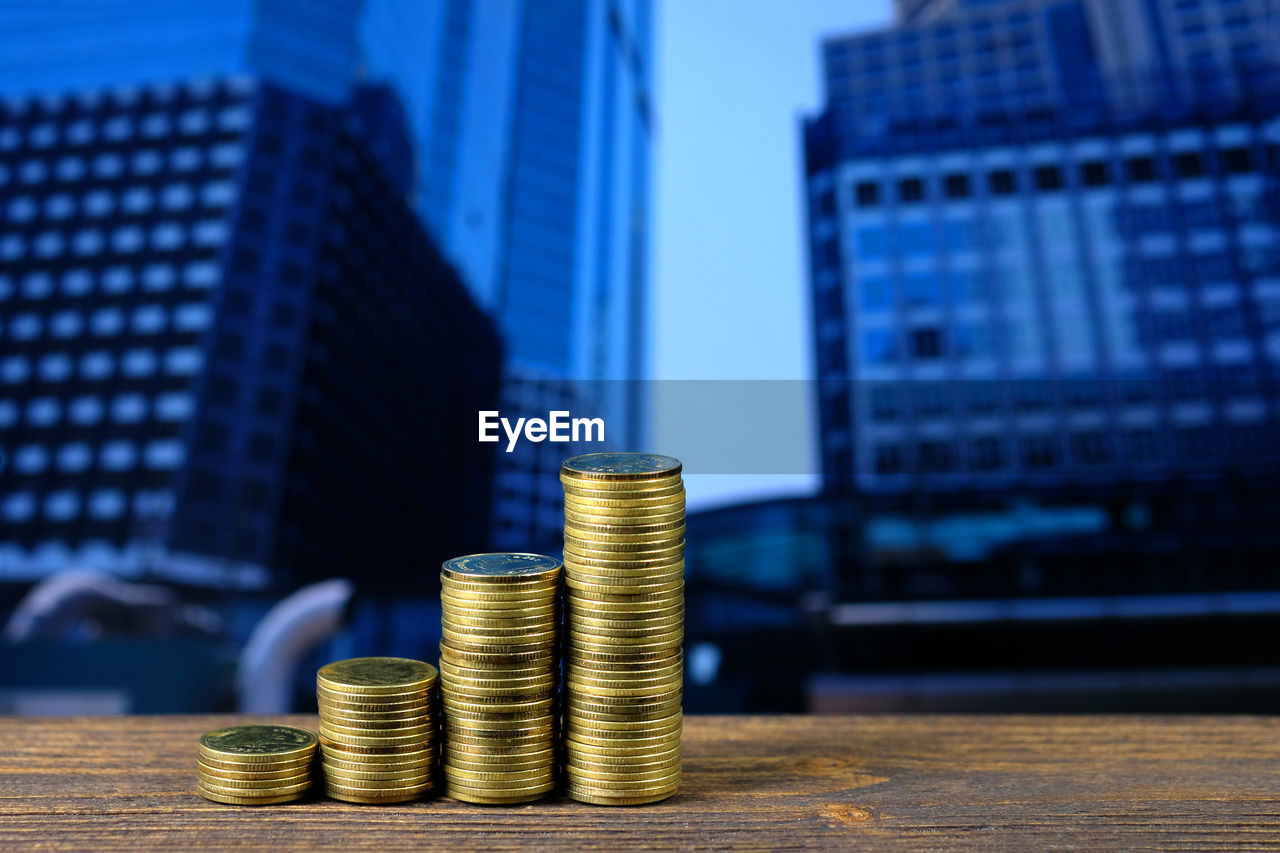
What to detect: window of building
<box><xmin>93</xmin><ymin>152</ymin><xmax>124</xmax><ymax>179</ymax></box>
<box><xmin>38</xmin><ymin>353</ymin><xmax>73</xmax><ymax>382</ymax></box>
<box><xmin>911</xmin><ymin>327</ymin><xmax>942</xmax><ymax>359</ymax></box>
<box><xmin>80</xmin><ymin>351</ymin><xmax>113</xmax><ymax>380</ymax></box>
<box><xmin>69</xmin><ymin>396</ymin><xmax>103</xmax><ymax>425</ymax></box>
<box><xmin>183</xmin><ymin>261</ymin><xmax>220</xmax><ymax>289</ymax></box>
<box><xmin>988</xmin><ymin>168</ymin><xmax>1016</xmax><ymax>195</ymax></box>
<box><xmin>1127</xmin><ymin>155</ymin><xmax>1156</xmax><ymax>182</ymax></box>
<box><xmin>904</xmin><ymin>273</ymin><xmax>940</xmax><ymax>306</ymax></box>
<box><xmin>142</xmin><ymin>263</ymin><xmax>176</xmax><ymax>292</ymax></box>
<box><xmin>155</xmin><ymin>392</ymin><xmax>194</xmax><ymax>421</ymax></box>
<box><xmin>1174</xmin><ymin>151</ymin><xmax>1204</xmax><ymax>178</ymax></box>
<box><xmin>1220</xmin><ymin>146</ymin><xmax>1253</xmax><ymax>174</ymax></box>
<box><xmin>164</xmin><ymin>347</ymin><xmax>203</xmax><ymax>375</ymax></box>
<box><xmin>131</xmin><ymin>305</ymin><xmax>167</xmax><ymax>335</ymax></box>
<box><xmin>918</xmin><ymin>441</ymin><xmax>954</xmax><ymax>473</ymax></box>
<box><xmin>171</xmin><ymin>147</ymin><xmax>202</xmax><ymax>171</ymax></box>
<box><xmin>255</xmin><ymin>387</ymin><xmax>283</xmax><ymax>416</ymax></box>
<box><xmin>61</xmin><ymin>269</ymin><xmax>92</xmax><ymax>296</ymax></box>
<box><xmin>943</xmin><ymin>173</ymin><xmax>970</xmax><ymax>199</ymax></box>
<box><xmin>863</xmin><ymin>329</ymin><xmax>898</xmax><ymax>364</ymax></box>
<box><xmin>1071</xmin><ymin>432</ymin><xmax>1111</xmax><ymax>465</ymax></box>
<box><xmin>175</xmin><ymin>303</ymin><xmax>212</xmax><ymax>331</ymax></box>
<box><xmin>14</xmin><ymin>444</ymin><xmax>49</xmax><ymax>474</ymax></box>
<box><xmin>111</xmin><ymin>393</ymin><xmax>147</xmax><ymax>423</ymax></box>
<box><xmin>55</xmin><ymin>156</ymin><xmax>86</xmax><ymax>182</ymax></box>
<box><xmin>45</xmin><ymin>193</ymin><xmax>75</xmax><ymax>219</ymax></box>
<box><xmin>132</xmin><ymin>149</ymin><xmax>163</xmax><ymax>175</ymax></box>
<box><xmin>860</xmin><ymin>276</ymin><xmax>891</xmax><ymax>310</ymax></box>
<box><xmin>10</xmin><ymin>313</ymin><xmax>41</xmax><ymax>341</ymax></box>
<box><xmin>27</xmin><ymin>397</ymin><xmax>61</xmax><ymax>427</ymax></box>
<box><xmin>100</xmin><ymin>440</ymin><xmax>137</xmax><ymax>470</ymax></box>
<box><xmin>1033</xmin><ymin>165</ymin><xmax>1063</xmax><ymax>191</ymax></box>
<box><xmin>898</xmin><ymin>177</ymin><xmax>925</xmax><ymax>203</ymax></box>
<box><xmin>162</xmin><ymin>183</ymin><xmax>194</xmax><ymax>210</ymax></box>
<box><xmin>970</xmin><ymin>437</ymin><xmax>1003</xmax><ymax>470</ymax></box>
<box><xmin>83</xmin><ymin>190</ymin><xmax>114</xmax><ymax>217</ymax></box>
<box><xmin>151</xmin><ymin>222</ymin><xmax>185</xmax><ymax>250</ymax></box>
<box><xmin>57</xmin><ymin>442</ymin><xmax>92</xmax><ymax>472</ymax></box>
<box><xmin>1022</xmin><ymin>435</ymin><xmax>1058</xmax><ymax>467</ymax></box>
<box><xmin>144</xmin><ymin>439</ymin><xmax>185</xmax><ymax>470</ymax></box>
<box><xmin>121</xmin><ymin>348</ymin><xmax>158</xmax><ymax>377</ymax></box>
<box><xmin>1</xmin><ymin>356</ymin><xmax>30</xmax><ymax>384</ymax></box>
<box><xmin>874</xmin><ymin>444</ymin><xmax>903</xmax><ymax>475</ymax></box>
<box><xmin>44</xmin><ymin>491</ymin><xmax>80</xmax><ymax>522</ymax></box>
<box><xmin>3</xmin><ymin>491</ymin><xmax>37</xmax><ymax>522</ymax></box>
<box><xmin>856</xmin><ymin>227</ymin><xmax>887</xmax><ymax>258</ymax></box>
<box><xmin>855</xmin><ymin>181</ymin><xmax>879</xmax><ymax>207</ymax></box>
<box><xmin>900</xmin><ymin>223</ymin><xmax>934</xmax><ymax>255</ymax></box>
<box><xmin>112</xmin><ymin>225</ymin><xmax>145</xmax><ymax>253</ymax></box>
<box><xmin>89</xmin><ymin>490</ymin><xmax>127</xmax><ymax>520</ymax></box>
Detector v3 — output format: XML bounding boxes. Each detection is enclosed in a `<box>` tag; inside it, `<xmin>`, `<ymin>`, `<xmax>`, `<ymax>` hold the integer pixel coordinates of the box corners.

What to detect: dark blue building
<box><xmin>0</xmin><ymin>77</ymin><xmax>500</xmax><ymax>590</ymax></box>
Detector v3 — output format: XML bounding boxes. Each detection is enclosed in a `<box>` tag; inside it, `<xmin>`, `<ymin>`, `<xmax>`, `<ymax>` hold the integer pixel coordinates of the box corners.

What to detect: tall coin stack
<box><xmin>439</xmin><ymin>553</ymin><xmax>561</xmax><ymax>804</ymax></box>
<box><xmin>316</xmin><ymin>656</ymin><xmax>438</xmax><ymax>804</ymax></box>
<box><xmin>197</xmin><ymin>724</ymin><xmax>317</xmax><ymax>805</ymax></box>
<box><xmin>561</xmin><ymin>452</ymin><xmax>684</xmax><ymax>805</ymax></box>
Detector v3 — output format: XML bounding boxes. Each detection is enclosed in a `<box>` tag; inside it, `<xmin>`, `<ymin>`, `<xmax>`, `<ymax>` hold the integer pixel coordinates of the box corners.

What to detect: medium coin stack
<box><xmin>196</xmin><ymin>724</ymin><xmax>317</xmax><ymax>805</ymax></box>
<box><xmin>561</xmin><ymin>452</ymin><xmax>685</xmax><ymax>805</ymax></box>
<box><xmin>439</xmin><ymin>553</ymin><xmax>561</xmax><ymax>804</ymax></box>
<box><xmin>316</xmin><ymin>656</ymin><xmax>438</xmax><ymax>804</ymax></box>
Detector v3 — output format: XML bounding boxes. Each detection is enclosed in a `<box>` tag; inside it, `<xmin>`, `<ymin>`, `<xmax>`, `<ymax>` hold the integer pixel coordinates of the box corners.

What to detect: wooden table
<box><xmin>2</xmin><ymin>715</ymin><xmax>1278</xmax><ymax>849</ymax></box>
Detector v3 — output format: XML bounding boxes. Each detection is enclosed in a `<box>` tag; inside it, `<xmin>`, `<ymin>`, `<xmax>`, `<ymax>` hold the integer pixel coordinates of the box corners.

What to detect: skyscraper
<box><xmin>0</xmin><ymin>77</ymin><xmax>500</xmax><ymax>588</ymax></box>
<box><xmin>0</xmin><ymin>2</ymin><xmax>656</xmax><ymax>557</ymax></box>
<box><xmin>803</xmin><ymin>0</ymin><xmax>1280</xmax><ymax>580</ymax></box>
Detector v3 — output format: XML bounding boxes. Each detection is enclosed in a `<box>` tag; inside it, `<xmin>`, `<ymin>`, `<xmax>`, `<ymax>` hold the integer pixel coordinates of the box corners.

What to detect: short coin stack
<box><xmin>439</xmin><ymin>553</ymin><xmax>561</xmax><ymax>804</ymax></box>
<box><xmin>316</xmin><ymin>656</ymin><xmax>438</xmax><ymax>803</ymax></box>
<box><xmin>561</xmin><ymin>452</ymin><xmax>684</xmax><ymax>805</ymax></box>
<box><xmin>197</xmin><ymin>725</ymin><xmax>317</xmax><ymax>805</ymax></box>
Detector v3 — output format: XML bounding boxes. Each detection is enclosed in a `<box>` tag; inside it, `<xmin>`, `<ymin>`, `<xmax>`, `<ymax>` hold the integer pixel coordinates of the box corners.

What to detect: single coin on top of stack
<box><xmin>196</xmin><ymin>725</ymin><xmax>317</xmax><ymax>805</ymax></box>
<box><xmin>316</xmin><ymin>656</ymin><xmax>438</xmax><ymax>804</ymax></box>
<box><xmin>439</xmin><ymin>553</ymin><xmax>561</xmax><ymax>805</ymax></box>
<box><xmin>561</xmin><ymin>452</ymin><xmax>684</xmax><ymax>806</ymax></box>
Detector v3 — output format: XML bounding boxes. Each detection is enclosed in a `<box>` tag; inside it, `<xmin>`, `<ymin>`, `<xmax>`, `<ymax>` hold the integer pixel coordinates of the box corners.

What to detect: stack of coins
<box><xmin>196</xmin><ymin>725</ymin><xmax>317</xmax><ymax>805</ymax></box>
<box><xmin>439</xmin><ymin>553</ymin><xmax>561</xmax><ymax>804</ymax></box>
<box><xmin>561</xmin><ymin>452</ymin><xmax>685</xmax><ymax>805</ymax></box>
<box><xmin>316</xmin><ymin>656</ymin><xmax>438</xmax><ymax>804</ymax></box>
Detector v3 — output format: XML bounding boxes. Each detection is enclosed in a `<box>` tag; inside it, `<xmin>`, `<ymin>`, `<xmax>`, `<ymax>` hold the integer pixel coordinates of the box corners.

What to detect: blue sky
<box><xmin>650</xmin><ymin>0</ymin><xmax>892</xmax><ymax>508</ymax></box>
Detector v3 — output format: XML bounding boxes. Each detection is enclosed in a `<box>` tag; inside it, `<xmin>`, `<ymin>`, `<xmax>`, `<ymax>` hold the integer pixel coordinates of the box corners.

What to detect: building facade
<box><xmin>0</xmin><ymin>78</ymin><xmax>501</xmax><ymax>589</ymax></box>
<box><xmin>803</xmin><ymin>0</ymin><xmax>1280</xmax><ymax>596</ymax></box>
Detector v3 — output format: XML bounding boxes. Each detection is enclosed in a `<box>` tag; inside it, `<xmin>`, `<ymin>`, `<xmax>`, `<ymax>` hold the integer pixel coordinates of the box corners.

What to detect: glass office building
<box><xmin>803</xmin><ymin>0</ymin><xmax>1280</xmax><ymax>601</ymax></box>
<box><xmin>0</xmin><ymin>1</ymin><xmax>657</xmax><ymax>556</ymax></box>
<box><xmin>0</xmin><ymin>78</ymin><xmax>501</xmax><ymax>588</ymax></box>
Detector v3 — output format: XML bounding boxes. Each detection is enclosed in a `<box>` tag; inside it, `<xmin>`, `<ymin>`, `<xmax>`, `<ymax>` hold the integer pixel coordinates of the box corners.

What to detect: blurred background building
<box><xmin>792</xmin><ymin>0</ymin><xmax>1280</xmax><ymax>712</ymax></box>
<box><xmin>0</xmin><ymin>0</ymin><xmax>651</xmax><ymax>711</ymax></box>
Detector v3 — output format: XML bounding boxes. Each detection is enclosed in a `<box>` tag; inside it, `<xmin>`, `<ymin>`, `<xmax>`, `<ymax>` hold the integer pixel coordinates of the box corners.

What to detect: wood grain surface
<box><xmin>1</xmin><ymin>714</ymin><xmax>1279</xmax><ymax>850</ymax></box>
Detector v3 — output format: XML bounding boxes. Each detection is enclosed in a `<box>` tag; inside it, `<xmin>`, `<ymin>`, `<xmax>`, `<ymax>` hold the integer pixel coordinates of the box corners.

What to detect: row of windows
<box><xmin>0</xmin><ymin>262</ymin><xmax>221</xmax><ymax>300</ymax></box>
<box><xmin>0</xmin><ymin>142</ymin><xmax>245</xmax><ymax>187</ymax></box>
<box><xmin>9</xmin><ymin>437</ymin><xmax>187</xmax><ymax>476</ymax></box>
<box><xmin>2</xmin><ymin>486</ymin><xmax>178</xmax><ymax>523</ymax></box>
<box><xmin>3</xmin><ymin>304</ymin><xmax>213</xmax><ymax>342</ymax></box>
<box><xmin>0</xmin><ymin>219</ymin><xmax>230</xmax><ymax>259</ymax></box>
<box><xmin>0</xmin><ymin>390</ymin><xmax>198</xmax><ymax>428</ymax></box>
<box><xmin>5</xmin><ymin>180</ymin><xmax>237</xmax><ymax>223</ymax></box>
<box><xmin>0</xmin><ymin>106</ymin><xmax>251</xmax><ymax>153</ymax></box>
<box><xmin>869</xmin><ymin>423</ymin><xmax>1277</xmax><ymax>475</ymax></box>
<box><xmin>851</xmin><ymin>146</ymin><xmax>1260</xmax><ymax>207</ymax></box>
<box><xmin>1</xmin><ymin>78</ymin><xmax>255</xmax><ymax>116</ymax></box>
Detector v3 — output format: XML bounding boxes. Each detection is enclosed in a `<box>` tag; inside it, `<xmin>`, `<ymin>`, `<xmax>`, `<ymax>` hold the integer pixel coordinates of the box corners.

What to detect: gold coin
<box><xmin>565</xmin><ymin>785</ymin><xmax>678</xmax><ymax>806</ymax></box>
<box><xmin>566</xmin><ymin>765</ymin><xmax>681</xmax><ymax>785</ymax></box>
<box><xmin>565</xmin><ymin>714</ymin><xmax>682</xmax><ymax>735</ymax></box>
<box><xmin>196</xmin><ymin>756</ymin><xmax>313</xmax><ymax>777</ymax></box>
<box><xmin>570</xmin><ymin>611</ymin><xmax>684</xmax><ymax>631</ymax></box>
<box><xmin>439</xmin><ymin>642</ymin><xmax>556</xmax><ymax>664</ymax></box>
<box><xmin>320</xmin><ymin>710</ymin><xmax>434</xmax><ymax>729</ymax></box>
<box><xmin>566</xmin><ymin>700</ymin><xmax>682</xmax><ymax>721</ymax></box>
<box><xmin>563</xmin><ymin>512</ymin><xmax>685</xmax><ymax>532</ymax></box>
<box><xmin>322</xmin><ymin>764</ymin><xmax>435</xmax><ymax>782</ymax></box>
<box><xmin>567</xmin><ymin>694</ymin><xmax>682</xmax><ymax>717</ymax></box>
<box><xmin>324</xmin><ymin>782</ymin><xmax>433</xmax><ymax>802</ymax></box>
<box><xmin>566</xmin><ymin>734</ymin><xmax>682</xmax><ymax>755</ymax></box>
<box><xmin>440</xmin><ymin>624</ymin><xmax>558</xmax><ymax>643</ymax></box>
<box><xmin>319</xmin><ymin>726</ymin><xmax>434</xmax><ymax>746</ymax></box>
<box><xmin>319</xmin><ymin>751</ymin><xmax>435</xmax><ymax>772</ymax></box>
<box><xmin>441</xmin><ymin>552</ymin><xmax>561</xmax><ymax>582</ymax></box>
<box><xmin>196</xmin><ymin>770</ymin><xmax>313</xmax><ymax>790</ymax></box>
<box><xmin>563</xmin><ymin>533</ymin><xmax>684</xmax><ymax>553</ymax></box>
<box><xmin>317</xmin><ymin>657</ymin><xmax>437</xmax><ymax>695</ymax></box>
<box><xmin>565</xmin><ymin>575</ymin><xmax>683</xmax><ymax>595</ymax></box>
<box><xmin>440</xmin><ymin>576</ymin><xmax>558</xmax><ymax>594</ymax></box>
<box><xmin>441</xmin><ymin>692</ymin><xmax>554</xmax><ymax>711</ymax></box>
<box><xmin>565</xmin><ymin>745</ymin><xmax>681</xmax><ymax>765</ymax></box>
<box><xmin>445</xmin><ymin>767</ymin><xmax>556</xmax><ymax>786</ymax></box>
<box><xmin>560</xmin><ymin>452</ymin><xmax>682</xmax><ymax>479</ymax></box>
<box><xmin>563</xmin><ymin>501</ymin><xmax>685</xmax><ymax>520</ymax></box>
<box><xmin>198</xmin><ymin>778</ymin><xmax>312</xmax><ymax>798</ymax></box>
<box><xmin>318</xmin><ymin>696</ymin><xmax>431</xmax><ymax>716</ymax></box>
<box><xmin>443</xmin><ymin>734</ymin><xmax>555</xmax><ymax>752</ymax></box>
<box><xmin>560</xmin><ymin>471</ymin><xmax>683</xmax><ymax>490</ymax></box>
<box><xmin>441</xmin><ymin>607</ymin><xmax>557</xmax><ymax>626</ymax></box>
<box><xmin>439</xmin><ymin>589</ymin><xmax>558</xmax><ymax>608</ymax></box>
<box><xmin>438</xmin><ymin>659</ymin><xmax>556</xmax><ymax>680</ymax></box>
<box><xmin>446</xmin><ymin>789</ymin><xmax>551</xmax><ymax>805</ymax></box>
<box><xmin>444</xmin><ymin>755</ymin><xmax>554</xmax><ymax>774</ymax></box>
<box><xmin>197</xmin><ymin>785</ymin><xmax>310</xmax><ymax>806</ymax></box>
<box><xmin>562</xmin><ymin>491</ymin><xmax>684</xmax><ymax>509</ymax></box>
<box><xmin>563</xmin><ymin>522</ymin><xmax>686</xmax><ymax>542</ymax></box>
<box><xmin>565</xmin><ymin>597</ymin><xmax>685</xmax><ymax>617</ymax></box>
<box><xmin>442</xmin><ymin>684</ymin><xmax>556</xmax><ymax>702</ymax></box>
<box><xmin>198</xmin><ymin>725</ymin><xmax>317</xmax><ymax>764</ymax></box>
<box><xmin>319</xmin><ymin>736</ymin><xmax>434</xmax><ymax>756</ymax></box>
<box><xmin>564</xmin><ymin>572</ymin><xmax>685</xmax><ymax>592</ymax></box>
<box><xmin>568</xmin><ymin>660</ymin><xmax>683</xmax><ymax>680</ymax></box>
<box><xmin>568</xmin><ymin>679</ymin><xmax>682</xmax><ymax>699</ymax></box>
<box><xmin>317</xmin><ymin>682</ymin><xmax>432</xmax><ymax>705</ymax></box>
<box><xmin>565</xmin><ymin>760</ymin><xmax>682</xmax><ymax>781</ymax></box>
<box><xmin>444</xmin><ymin>779</ymin><xmax>556</xmax><ymax>797</ymax></box>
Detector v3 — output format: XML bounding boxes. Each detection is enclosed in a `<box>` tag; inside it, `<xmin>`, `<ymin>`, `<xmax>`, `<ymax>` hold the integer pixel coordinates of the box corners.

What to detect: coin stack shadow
<box><xmin>561</xmin><ymin>452</ymin><xmax>684</xmax><ymax>805</ymax></box>
<box><xmin>316</xmin><ymin>656</ymin><xmax>438</xmax><ymax>803</ymax></box>
<box><xmin>196</xmin><ymin>725</ymin><xmax>317</xmax><ymax>805</ymax></box>
<box><xmin>439</xmin><ymin>553</ymin><xmax>561</xmax><ymax>804</ymax></box>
